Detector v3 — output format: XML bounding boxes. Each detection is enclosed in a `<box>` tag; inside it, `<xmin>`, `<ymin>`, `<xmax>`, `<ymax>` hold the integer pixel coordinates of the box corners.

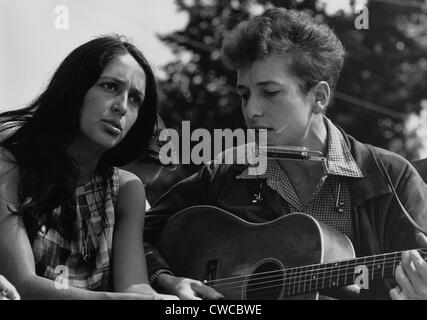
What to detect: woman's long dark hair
<box><xmin>0</xmin><ymin>35</ymin><xmax>158</xmax><ymax>241</ymax></box>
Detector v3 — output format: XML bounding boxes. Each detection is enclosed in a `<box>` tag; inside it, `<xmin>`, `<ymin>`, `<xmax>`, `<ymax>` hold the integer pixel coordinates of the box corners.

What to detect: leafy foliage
<box><xmin>157</xmin><ymin>0</ymin><xmax>427</xmax><ymax>160</ymax></box>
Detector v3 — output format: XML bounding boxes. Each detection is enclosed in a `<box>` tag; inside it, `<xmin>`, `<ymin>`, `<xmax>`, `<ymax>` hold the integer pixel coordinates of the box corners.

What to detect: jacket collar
<box><xmin>336</xmin><ymin>126</ymin><xmax>392</xmax><ymax>207</ymax></box>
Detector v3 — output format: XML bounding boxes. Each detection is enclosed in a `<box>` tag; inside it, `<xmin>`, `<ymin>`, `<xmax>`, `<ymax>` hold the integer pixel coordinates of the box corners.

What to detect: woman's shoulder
<box><xmin>117</xmin><ymin>168</ymin><xmax>144</xmax><ymax>187</ymax></box>
<box><xmin>116</xmin><ymin>169</ymin><xmax>145</xmax><ymax>200</ymax></box>
<box><xmin>0</xmin><ymin>147</ymin><xmax>20</xmax><ymax>219</ymax></box>
<box><xmin>115</xmin><ymin>168</ymin><xmax>146</xmax><ymax>217</ymax></box>
<box><xmin>0</xmin><ymin>147</ymin><xmax>18</xmax><ymax>176</ymax></box>
<box><xmin>0</xmin><ymin>146</ymin><xmax>16</xmax><ymax>162</ymax></box>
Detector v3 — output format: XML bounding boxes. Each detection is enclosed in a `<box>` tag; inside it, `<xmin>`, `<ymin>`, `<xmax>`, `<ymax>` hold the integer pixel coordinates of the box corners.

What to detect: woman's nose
<box><xmin>111</xmin><ymin>94</ymin><xmax>127</xmax><ymax>115</ymax></box>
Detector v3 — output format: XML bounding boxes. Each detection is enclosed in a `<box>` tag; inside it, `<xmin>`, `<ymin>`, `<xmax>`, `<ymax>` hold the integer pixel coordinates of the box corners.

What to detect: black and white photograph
<box><xmin>1</xmin><ymin>0</ymin><xmax>427</xmax><ymax>311</ymax></box>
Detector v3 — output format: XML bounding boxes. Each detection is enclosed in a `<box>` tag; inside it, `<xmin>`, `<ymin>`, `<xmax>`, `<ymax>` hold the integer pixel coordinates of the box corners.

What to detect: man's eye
<box><xmin>238</xmin><ymin>93</ymin><xmax>249</xmax><ymax>100</ymax></box>
<box><xmin>264</xmin><ymin>90</ymin><xmax>280</xmax><ymax>97</ymax></box>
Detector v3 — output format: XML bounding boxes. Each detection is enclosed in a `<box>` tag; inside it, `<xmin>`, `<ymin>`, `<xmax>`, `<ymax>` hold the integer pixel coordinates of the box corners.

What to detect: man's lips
<box><xmin>250</xmin><ymin>126</ymin><xmax>273</xmax><ymax>131</ymax></box>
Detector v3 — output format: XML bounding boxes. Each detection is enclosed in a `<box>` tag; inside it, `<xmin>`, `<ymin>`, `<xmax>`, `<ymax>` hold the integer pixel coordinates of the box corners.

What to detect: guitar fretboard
<box><xmin>280</xmin><ymin>249</ymin><xmax>427</xmax><ymax>296</ymax></box>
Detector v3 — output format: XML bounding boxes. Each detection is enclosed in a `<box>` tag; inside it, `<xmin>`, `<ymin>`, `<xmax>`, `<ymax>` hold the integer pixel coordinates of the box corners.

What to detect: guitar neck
<box><xmin>282</xmin><ymin>249</ymin><xmax>427</xmax><ymax>297</ymax></box>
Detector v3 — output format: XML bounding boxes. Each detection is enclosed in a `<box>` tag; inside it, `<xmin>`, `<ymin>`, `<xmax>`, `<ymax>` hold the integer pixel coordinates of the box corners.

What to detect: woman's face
<box><xmin>76</xmin><ymin>53</ymin><xmax>146</xmax><ymax>153</ymax></box>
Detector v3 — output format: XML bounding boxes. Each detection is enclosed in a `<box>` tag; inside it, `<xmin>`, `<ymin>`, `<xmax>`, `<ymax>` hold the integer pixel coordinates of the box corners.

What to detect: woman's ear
<box><xmin>311</xmin><ymin>81</ymin><xmax>330</xmax><ymax>114</ymax></box>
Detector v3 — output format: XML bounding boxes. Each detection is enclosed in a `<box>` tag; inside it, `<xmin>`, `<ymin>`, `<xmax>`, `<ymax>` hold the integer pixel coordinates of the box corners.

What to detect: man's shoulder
<box><xmin>368</xmin><ymin>144</ymin><xmax>418</xmax><ymax>181</ymax></box>
<box><xmin>369</xmin><ymin>145</ymin><xmax>411</xmax><ymax>167</ymax></box>
<box><xmin>411</xmin><ymin>158</ymin><xmax>427</xmax><ymax>183</ymax></box>
<box><xmin>346</xmin><ymin>134</ymin><xmax>413</xmax><ymax>174</ymax></box>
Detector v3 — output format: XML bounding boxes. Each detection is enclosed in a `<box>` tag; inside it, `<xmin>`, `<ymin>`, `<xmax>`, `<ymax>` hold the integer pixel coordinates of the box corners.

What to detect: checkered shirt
<box><xmin>237</xmin><ymin>117</ymin><xmax>363</xmax><ymax>240</ymax></box>
<box><xmin>32</xmin><ymin>167</ymin><xmax>119</xmax><ymax>291</ymax></box>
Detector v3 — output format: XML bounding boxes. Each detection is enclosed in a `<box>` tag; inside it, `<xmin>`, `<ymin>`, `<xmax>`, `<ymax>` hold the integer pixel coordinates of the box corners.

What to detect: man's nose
<box><xmin>245</xmin><ymin>95</ymin><xmax>263</xmax><ymax>118</ymax></box>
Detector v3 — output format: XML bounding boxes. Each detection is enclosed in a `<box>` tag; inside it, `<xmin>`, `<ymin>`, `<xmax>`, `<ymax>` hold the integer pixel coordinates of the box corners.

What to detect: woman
<box><xmin>0</xmin><ymin>275</ymin><xmax>20</xmax><ymax>300</ymax></box>
<box><xmin>0</xmin><ymin>35</ymin><xmax>176</xmax><ymax>299</ymax></box>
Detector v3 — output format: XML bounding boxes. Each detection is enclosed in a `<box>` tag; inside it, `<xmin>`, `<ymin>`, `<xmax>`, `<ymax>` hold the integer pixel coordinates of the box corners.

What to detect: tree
<box><xmin>329</xmin><ymin>0</ymin><xmax>427</xmax><ymax>160</ymax></box>
<box><xmin>157</xmin><ymin>0</ymin><xmax>427</xmax><ymax>161</ymax></box>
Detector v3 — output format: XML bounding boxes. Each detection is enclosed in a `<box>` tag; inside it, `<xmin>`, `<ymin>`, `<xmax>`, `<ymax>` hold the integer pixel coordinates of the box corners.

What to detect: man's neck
<box><xmin>276</xmin><ymin>116</ymin><xmax>329</xmax><ymax>205</ymax></box>
<box><xmin>302</xmin><ymin>115</ymin><xmax>328</xmax><ymax>156</ymax></box>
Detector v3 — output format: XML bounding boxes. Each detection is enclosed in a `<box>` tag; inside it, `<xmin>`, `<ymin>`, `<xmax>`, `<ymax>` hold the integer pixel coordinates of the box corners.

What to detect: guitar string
<box><xmin>221</xmin><ymin>257</ymin><xmax>414</xmax><ymax>297</ymax></box>
<box><xmin>207</xmin><ymin>258</ymin><xmax>398</xmax><ymax>287</ymax></box>
<box><xmin>204</xmin><ymin>249</ymin><xmax>427</xmax><ymax>287</ymax></box>
<box><xmin>209</xmin><ymin>254</ymin><xmax>427</xmax><ymax>297</ymax></box>
<box><xmin>207</xmin><ymin>257</ymin><xmax>410</xmax><ymax>289</ymax></box>
<box><xmin>210</xmin><ymin>263</ymin><xmax>403</xmax><ymax>297</ymax></box>
<box><xmin>204</xmin><ymin>248</ymin><xmax>427</xmax><ymax>285</ymax></box>
<box><xmin>219</xmin><ymin>277</ymin><xmax>353</xmax><ymax>298</ymax></box>
<box><xmin>209</xmin><ymin>262</ymin><xmax>397</xmax><ymax>292</ymax></box>
<box><xmin>210</xmin><ymin>263</ymin><xmax>396</xmax><ymax>291</ymax></box>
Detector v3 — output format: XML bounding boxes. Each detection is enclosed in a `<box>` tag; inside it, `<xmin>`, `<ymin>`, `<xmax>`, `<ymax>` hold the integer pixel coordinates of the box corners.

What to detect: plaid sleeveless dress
<box><xmin>32</xmin><ymin>167</ymin><xmax>119</xmax><ymax>291</ymax></box>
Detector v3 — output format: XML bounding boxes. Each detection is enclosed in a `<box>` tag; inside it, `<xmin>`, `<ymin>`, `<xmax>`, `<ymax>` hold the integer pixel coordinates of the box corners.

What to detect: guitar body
<box><xmin>157</xmin><ymin>206</ymin><xmax>356</xmax><ymax>300</ymax></box>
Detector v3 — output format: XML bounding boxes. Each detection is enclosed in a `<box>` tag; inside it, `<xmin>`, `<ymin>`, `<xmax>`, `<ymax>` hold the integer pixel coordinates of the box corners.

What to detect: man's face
<box><xmin>237</xmin><ymin>55</ymin><xmax>314</xmax><ymax>146</ymax></box>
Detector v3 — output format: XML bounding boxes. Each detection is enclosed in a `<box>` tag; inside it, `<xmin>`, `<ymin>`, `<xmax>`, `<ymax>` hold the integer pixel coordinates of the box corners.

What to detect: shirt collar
<box><xmin>324</xmin><ymin>117</ymin><xmax>363</xmax><ymax>178</ymax></box>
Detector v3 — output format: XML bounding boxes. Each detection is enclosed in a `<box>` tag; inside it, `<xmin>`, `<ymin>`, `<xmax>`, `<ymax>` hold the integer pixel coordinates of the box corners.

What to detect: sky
<box><xmin>0</xmin><ymin>0</ymin><xmax>188</xmax><ymax>110</ymax></box>
<box><xmin>0</xmin><ymin>0</ymin><xmax>365</xmax><ymax>111</ymax></box>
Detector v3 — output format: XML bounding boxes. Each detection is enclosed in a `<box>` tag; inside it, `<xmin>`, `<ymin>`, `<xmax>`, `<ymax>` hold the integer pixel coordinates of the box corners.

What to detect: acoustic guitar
<box><xmin>157</xmin><ymin>205</ymin><xmax>427</xmax><ymax>300</ymax></box>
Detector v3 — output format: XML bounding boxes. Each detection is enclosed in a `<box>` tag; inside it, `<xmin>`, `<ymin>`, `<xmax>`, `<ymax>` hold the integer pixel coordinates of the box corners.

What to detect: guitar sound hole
<box><xmin>245</xmin><ymin>260</ymin><xmax>284</xmax><ymax>300</ymax></box>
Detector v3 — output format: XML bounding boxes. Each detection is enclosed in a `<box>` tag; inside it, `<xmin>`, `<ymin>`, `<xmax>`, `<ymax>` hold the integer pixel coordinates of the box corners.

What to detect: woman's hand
<box><xmin>124</xmin><ymin>283</ymin><xmax>179</xmax><ymax>300</ymax></box>
<box><xmin>0</xmin><ymin>275</ymin><xmax>20</xmax><ymax>300</ymax></box>
<box><xmin>155</xmin><ymin>273</ymin><xmax>224</xmax><ymax>300</ymax></box>
<box><xmin>390</xmin><ymin>249</ymin><xmax>427</xmax><ymax>300</ymax></box>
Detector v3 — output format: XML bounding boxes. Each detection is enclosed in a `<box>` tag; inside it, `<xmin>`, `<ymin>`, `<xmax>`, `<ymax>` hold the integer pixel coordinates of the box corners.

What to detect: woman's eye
<box><xmin>130</xmin><ymin>94</ymin><xmax>143</xmax><ymax>108</ymax></box>
<box><xmin>101</xmin><ymin>82</ymin><xmax>117</xmax><ymax>92</ymax></box>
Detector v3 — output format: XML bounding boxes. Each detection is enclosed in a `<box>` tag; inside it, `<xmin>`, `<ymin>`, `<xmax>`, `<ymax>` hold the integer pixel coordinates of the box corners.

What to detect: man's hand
<box><xmin>0</xmin><ymin>275</ymin><xmax>20</xmax><ymax>300</ymax></box>
<box><xmin>390</xmin><ymin>249</ymin><xmax>427</xmax><ymax>300</ymax></box>
<box><xmin>155</xmin><ymin>273</ymin><xmax>224</xmax><ymax>300</ymax></box>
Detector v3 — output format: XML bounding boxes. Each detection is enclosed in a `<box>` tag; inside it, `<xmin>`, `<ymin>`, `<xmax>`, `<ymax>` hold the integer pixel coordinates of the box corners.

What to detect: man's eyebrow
<box><xmin>237</xmin><ymin>81</ymin><xmax>281</xmax><ymax>89</ymax></box>
<box><xmin>256</xmin><ymin>80</ymin><xmax>281</xmax><ymax>86</ymax></box>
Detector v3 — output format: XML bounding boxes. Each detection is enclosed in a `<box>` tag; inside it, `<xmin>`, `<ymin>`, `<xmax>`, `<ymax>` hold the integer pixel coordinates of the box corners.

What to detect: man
<box><xmin>144</xmin><ymin>8</ymin><xmax>427</xmax><ymax>300</ymax></box>
<box><xmin>413</xmin><ymin>158</ymin><xmax>427</xmax><ymax>184</ymax></box>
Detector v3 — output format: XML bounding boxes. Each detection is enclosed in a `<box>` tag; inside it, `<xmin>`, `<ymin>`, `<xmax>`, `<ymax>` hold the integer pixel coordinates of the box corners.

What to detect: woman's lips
<box><xmin>102</xmin><ymin>120</ymin><xmax>122</xmax><ymax>135</ymax></box>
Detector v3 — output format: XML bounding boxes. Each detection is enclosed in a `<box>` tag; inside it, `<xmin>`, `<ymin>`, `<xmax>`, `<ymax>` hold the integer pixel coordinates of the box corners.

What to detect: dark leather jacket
<box><xmin>145</xmin><ymin>129</ymin><xmax>427</xmax><ymax>300</ymax></box>
<box><xmin>413</xmin><ymin>158</ymin><xmax>427</xmax><ymax>184</ymax></box>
